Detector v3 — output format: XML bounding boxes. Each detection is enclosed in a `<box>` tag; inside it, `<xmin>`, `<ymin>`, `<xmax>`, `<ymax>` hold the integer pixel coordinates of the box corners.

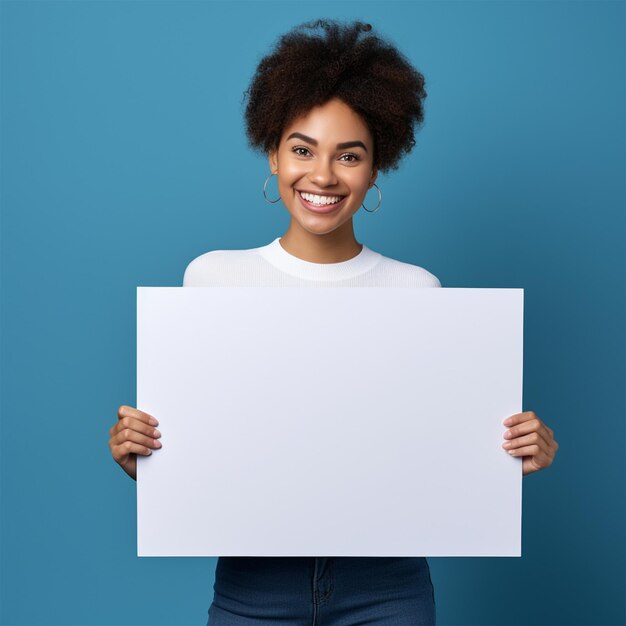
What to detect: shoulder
<box><xmin>373</xmin><ymin>253</ymin><xmax>442</xmax><ymax>288</ymax></box>
<box><xmin>182</xmin><ymin>248</ymin><xmax>260</xmax><ymax>286</ymax></box>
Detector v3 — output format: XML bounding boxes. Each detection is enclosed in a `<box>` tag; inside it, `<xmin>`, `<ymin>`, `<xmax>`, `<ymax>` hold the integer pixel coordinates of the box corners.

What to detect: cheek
<box><xmin>277</xmin><ymin>154</ymin><xmax>306</xmax><ymax>179</ymax></box>
<box><xmin>348</xmin><ymin>170</ymin><xmax>374</xmax><ymax>194</ymax></box>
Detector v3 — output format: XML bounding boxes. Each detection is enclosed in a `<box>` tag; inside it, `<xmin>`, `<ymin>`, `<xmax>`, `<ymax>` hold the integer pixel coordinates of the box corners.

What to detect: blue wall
<box><xmin>1</xmin><ymin>1</ymin><xmax>624</xmax><ymax>625</ymax></box>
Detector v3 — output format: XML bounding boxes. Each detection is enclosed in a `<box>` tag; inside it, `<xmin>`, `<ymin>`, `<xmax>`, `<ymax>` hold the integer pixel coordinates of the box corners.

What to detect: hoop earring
<box><xmin>263</xmin><ymin>172</ymin><xmax>281</xmax><ymax>204</ymax></box>
<box><xmin>361</xmin><ymin>183</ymin><xmax>382</xmax><ymax>213</ymax></box>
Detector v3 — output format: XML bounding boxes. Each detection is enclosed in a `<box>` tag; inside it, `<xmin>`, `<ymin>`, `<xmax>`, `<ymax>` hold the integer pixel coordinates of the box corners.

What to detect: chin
<box><xmin>295</xmin><ymin>215</ymin><xmax>353</xmax><ymax>237</ymax></box>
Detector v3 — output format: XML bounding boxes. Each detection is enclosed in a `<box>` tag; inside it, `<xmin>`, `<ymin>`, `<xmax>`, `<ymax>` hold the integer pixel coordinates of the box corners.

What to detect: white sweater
<box><xmin>183</xmin><ymin>238</ymin><xmax>441</xmax><ymax>288</ymax></box>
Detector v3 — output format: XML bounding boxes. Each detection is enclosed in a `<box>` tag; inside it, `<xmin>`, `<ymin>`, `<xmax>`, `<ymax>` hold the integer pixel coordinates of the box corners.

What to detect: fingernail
<box><xmin>502</xmin><ymin>441</ymin><xmax>511</xmax><ymax>449</ymax></box>
<box><xmin>149</xmin><ymin>417</ymin><xmax>158</xmax><ymax>426</ymax></box>
<box><xmin>503</xmin><ymin>417</ymin><xmax>512</xmax><ymax>425</ymax></box>
<box><xmin>504</xmin><ymin>430</ymin><xmax>512</xmax><ymax>438</ymax></box>
<box><xmin>154</xmin><ymin>429</ymin><xmax>161</xmax><ymax>438</ymax></box>
<box><xmin>154</xmin><ymin>440</ymin><xmax>162</xmax><ymax>448</ymax></box>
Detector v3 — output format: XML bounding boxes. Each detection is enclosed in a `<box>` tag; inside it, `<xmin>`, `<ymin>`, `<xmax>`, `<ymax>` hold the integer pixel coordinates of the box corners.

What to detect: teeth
<box><xmin>300</xmin><ymin>192</ymin><xmax>343</xmax><ymax>205</ymax></box>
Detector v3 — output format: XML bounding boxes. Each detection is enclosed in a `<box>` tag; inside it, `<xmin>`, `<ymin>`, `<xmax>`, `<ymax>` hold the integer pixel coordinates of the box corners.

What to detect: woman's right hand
<box><xmin>109</xmin><ymin>405</ymin><xmax>162</xmax><ymax>480</ymax></box>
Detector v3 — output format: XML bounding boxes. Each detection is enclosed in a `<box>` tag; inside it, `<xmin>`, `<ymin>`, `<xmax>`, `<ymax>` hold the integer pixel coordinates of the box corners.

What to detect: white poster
<box><xmin>137</xmin><ymin>287</ymin><xmax>523</xmax><ymax>557</ymax></box>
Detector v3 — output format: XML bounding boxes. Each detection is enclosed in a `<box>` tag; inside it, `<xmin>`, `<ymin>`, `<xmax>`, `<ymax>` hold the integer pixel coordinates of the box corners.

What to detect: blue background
<box><xmin>1</xmin><ymin>1</ymin><xmax>624</xmax><ymax>625</ymax></box>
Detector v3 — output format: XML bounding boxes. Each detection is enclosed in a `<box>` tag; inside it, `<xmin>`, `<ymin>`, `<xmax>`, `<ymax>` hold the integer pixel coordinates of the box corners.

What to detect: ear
<box><xmin>369</xmin><ymin>167</ymin><xmax>378</xmax><ymax>188</ymax></box>
<box><xmin>268</xmin><ymin>149</ymin><xmax>278</xmax><ymax>174</ymax></box>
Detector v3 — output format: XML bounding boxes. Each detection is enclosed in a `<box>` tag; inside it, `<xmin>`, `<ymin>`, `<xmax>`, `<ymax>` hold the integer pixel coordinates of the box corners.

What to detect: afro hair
<box><xmin>243</xmin><ymin>19</ymin><xmax>428</xmax><ymax>173</ymax></box>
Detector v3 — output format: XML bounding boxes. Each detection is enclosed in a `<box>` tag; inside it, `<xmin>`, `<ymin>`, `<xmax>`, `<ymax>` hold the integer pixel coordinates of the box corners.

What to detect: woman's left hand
<box><xmin>502</xmin><ymin>411</ymin><xmax>559</xmax><ymax>476</ymax></box>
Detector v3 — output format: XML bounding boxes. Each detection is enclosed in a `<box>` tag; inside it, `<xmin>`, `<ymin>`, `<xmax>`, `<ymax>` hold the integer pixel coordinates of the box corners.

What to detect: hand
<box><xmin>109</xmin><ymin>405</ymin><xmax>162</xmax><ymax>480</ymax></box>
<box><xmin>502</xmin><ymin>411</ymin><xmax>558</xmax><ymax>476</ymax></box>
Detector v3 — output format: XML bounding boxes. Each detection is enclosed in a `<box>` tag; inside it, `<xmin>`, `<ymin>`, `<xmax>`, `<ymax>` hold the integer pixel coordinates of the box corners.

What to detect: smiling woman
<box><xmin>107</xmin><ymin>17</ymin><xmax>559</xmax><ymax>626</ymax></box>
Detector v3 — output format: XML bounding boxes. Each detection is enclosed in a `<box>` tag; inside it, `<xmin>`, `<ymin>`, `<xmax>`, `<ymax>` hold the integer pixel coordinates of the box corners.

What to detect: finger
<box><xmin>112</xmin><ymin>439</ymin><xmax>154</xmax><ymax>462</ymax></box>
<box><xmin>503</xmin><ymin>417</ymin><xmax>550</xmax><ymax>441</ymax></box>
<box><xmin>111</xmin><ymin>428</ymin><xmax>162</xmax><ymax>451</ymax></box>
<box><xmin>502</xmin><ymin>410</ymin><xmax>538</xmax><ymax>427</ymax></box>
<box><xmin>112</xmin><ymin>415</ymin><xmax>161</xmax><ymax>440</ymax></box>
<box><xmin>502</xmin><ymin>431</ymin><xmax>552</xmax><ymax>452</ymax></box>
<box><xmin>505</xmin><ymin>443</ymin><xmax>544</xmax><ymax>458</ymax></box>
<box><xmin>506</xmin><ymin>444</ymin><xmax>555</xmax><ymax>471</ymax></box>
<box><xmin>118</xmin><ymin>405</ymin><xmax>158</xmax><ymax>426</ymax></box>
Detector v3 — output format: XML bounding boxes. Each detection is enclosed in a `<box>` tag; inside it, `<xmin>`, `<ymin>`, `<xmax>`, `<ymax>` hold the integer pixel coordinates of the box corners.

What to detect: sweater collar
<box><xmin>257</xmin><ymin>238</ymin><xmax>381</xmax><ymax>281</ymax></box>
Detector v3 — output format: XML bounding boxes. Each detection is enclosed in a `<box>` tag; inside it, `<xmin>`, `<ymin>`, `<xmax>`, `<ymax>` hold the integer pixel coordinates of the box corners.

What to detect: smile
<box><xmin>297</xmin><ymin>190</ymin><xmax>347</xmax><ymax>214</ymax></box>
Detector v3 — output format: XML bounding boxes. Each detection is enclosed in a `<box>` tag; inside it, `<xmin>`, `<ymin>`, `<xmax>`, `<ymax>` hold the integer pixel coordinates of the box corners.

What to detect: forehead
<box><xmin>281</xmin><ymin>98</ymin><xmax>372</xmax><ymax>143</ymax></box>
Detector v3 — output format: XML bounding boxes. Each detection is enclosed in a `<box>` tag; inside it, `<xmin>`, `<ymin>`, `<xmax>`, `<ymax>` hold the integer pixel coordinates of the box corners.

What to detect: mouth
<box><xmin>297</xmin><ymin>190</ymin><xmax>347</xmax><ymax>214</ymax></box>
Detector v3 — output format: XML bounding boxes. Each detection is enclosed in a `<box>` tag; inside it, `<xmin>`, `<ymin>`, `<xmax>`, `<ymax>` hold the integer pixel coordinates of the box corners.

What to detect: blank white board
<box><xmin>137</xmin><ymin>287</ymin><xmax>523</xmax><ymax>557</ymax></box>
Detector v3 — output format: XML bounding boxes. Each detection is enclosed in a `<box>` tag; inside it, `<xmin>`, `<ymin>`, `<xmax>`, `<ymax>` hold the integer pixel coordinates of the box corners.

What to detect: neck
<box><xmin>279</xmin><ymin>219</ymin><xmax>363</xmax><ymax>263</ymax></box>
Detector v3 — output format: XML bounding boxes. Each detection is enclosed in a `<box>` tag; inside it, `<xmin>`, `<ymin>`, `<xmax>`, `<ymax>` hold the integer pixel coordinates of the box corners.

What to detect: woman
<box><xmin>108</xmin><ymin>19</ymin><xmax>559</xmax><ymax>625</ymax></box>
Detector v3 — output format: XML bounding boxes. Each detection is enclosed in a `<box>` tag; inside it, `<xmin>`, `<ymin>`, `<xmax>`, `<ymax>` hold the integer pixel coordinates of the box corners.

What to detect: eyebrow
<box><xmin>286</xmin><ymin>132</ymin><xmax>368</xmax><ymax>152</ymax></box>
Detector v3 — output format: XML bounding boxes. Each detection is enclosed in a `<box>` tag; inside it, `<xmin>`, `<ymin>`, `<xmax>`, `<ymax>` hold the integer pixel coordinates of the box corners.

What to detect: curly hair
<box><xmin>243</xmin><ymin>19</ymin><xmax>427</xmax><ymax>173</ymax></box>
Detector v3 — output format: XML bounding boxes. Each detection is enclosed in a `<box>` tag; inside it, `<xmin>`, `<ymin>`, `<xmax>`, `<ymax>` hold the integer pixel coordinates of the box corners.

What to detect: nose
<box><xmin>307</xmin><ymin>158</ymin><xmax>338</xmax><ymax>188</ymax></box>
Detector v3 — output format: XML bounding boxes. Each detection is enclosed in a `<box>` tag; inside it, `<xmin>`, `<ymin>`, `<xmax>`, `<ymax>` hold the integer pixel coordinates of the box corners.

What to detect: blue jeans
<box><xmin>206</xmin><ymin>557</ymin><xmax>436</xmax><ymax>625</ymax></box>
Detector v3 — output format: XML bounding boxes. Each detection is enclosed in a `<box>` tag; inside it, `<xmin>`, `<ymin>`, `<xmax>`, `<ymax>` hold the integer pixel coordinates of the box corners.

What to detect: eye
<box><xmin>339</xmin><ymin>153</ymin><xmax>361</xmax><ymax>163</ymax></box>
<box><xmin>292</xmin><ymin>146</ymin><xmax>311</xmax><ymax>157</ymax></box>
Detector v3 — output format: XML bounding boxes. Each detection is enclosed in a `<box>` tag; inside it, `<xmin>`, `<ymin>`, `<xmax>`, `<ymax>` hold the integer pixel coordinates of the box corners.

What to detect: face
<box><xmin>268</xmin><ymin>98</ymin><xmax>378</xmax><ymax>237</ymax></box>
